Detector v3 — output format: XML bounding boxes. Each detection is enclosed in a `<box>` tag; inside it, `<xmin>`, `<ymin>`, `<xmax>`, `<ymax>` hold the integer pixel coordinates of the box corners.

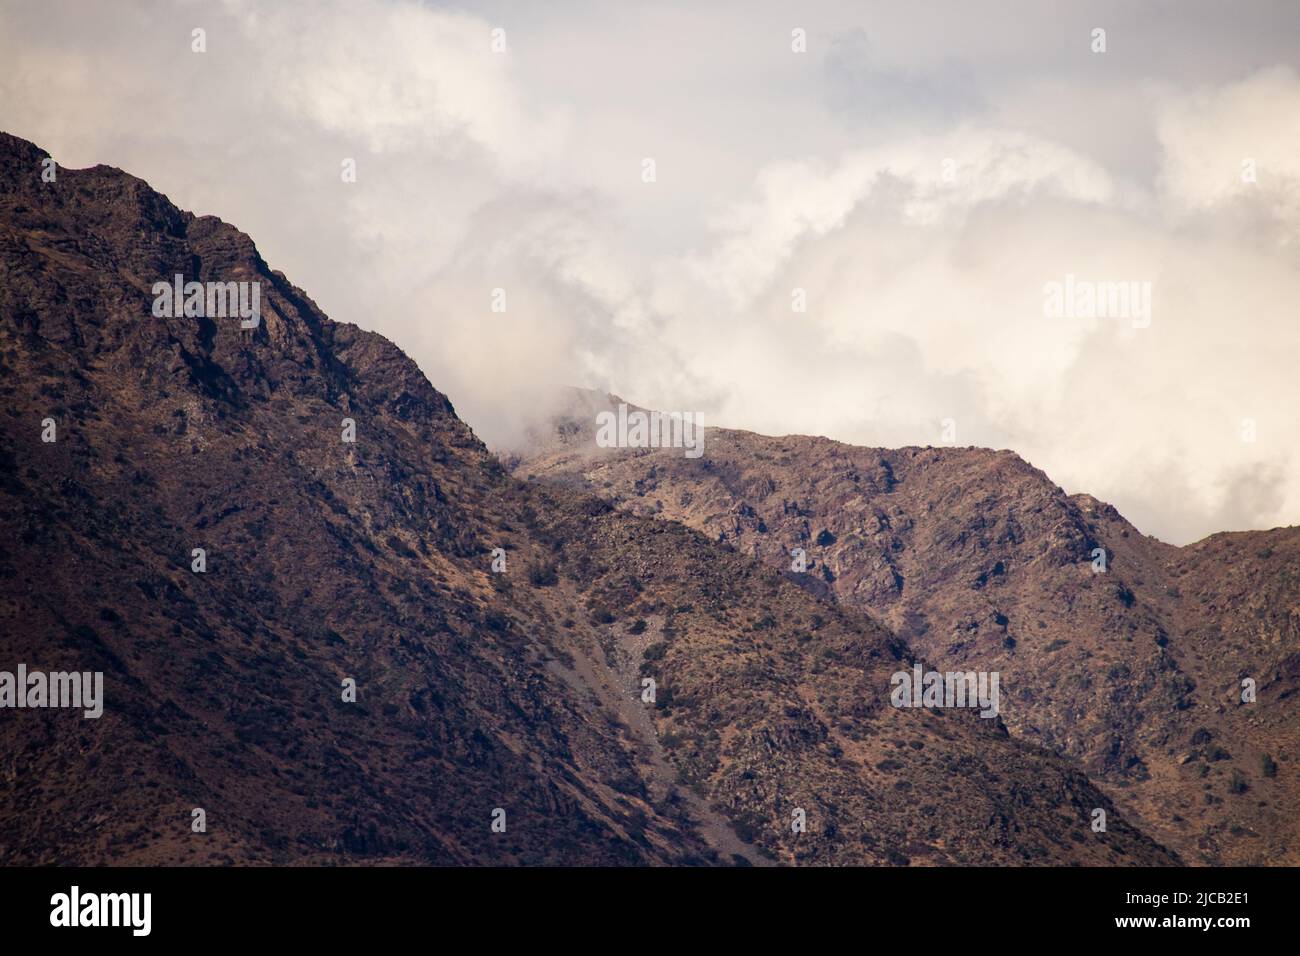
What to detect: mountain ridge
<box><xmin>513</xmin><ymin>385</ymin><xmax>1300</xmax><ymax>864</ymax></box>
<box><xmin>0</xmin><ymin>131</ymin><xmax>1187</xmax><ymax>865</ymax></box>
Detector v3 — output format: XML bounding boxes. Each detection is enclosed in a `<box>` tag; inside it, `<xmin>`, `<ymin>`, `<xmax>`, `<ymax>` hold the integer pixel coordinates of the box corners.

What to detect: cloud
<box><xmin>657</xmin><ymin>100</ymin><xmax>1300</xmax><ymax>544</ymax></box>
<box><xmin>1158</xmin><ymin>65</ymin><xmax>1300</xmax><ymax>244</ymax></box>
<box><xmin>1</xmin><ymin>0</ymin><xmax>1299</xmax><ymax>543</ymax></box>
<box><xmin>822</xmin><ymin>28</ymin><xmax>984</xmax><ymax>127</ymax></box>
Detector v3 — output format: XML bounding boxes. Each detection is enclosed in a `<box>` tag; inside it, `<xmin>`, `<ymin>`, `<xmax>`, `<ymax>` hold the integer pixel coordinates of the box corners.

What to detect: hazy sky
<box><xmin>3</xmin><ymin>0</ymin><xmax>1299</xmax><ymax>544</ymax></box>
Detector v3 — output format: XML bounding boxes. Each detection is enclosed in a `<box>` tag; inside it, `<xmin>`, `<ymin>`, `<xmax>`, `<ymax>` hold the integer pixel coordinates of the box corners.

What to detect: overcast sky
<box><xmin>3</xmin><ymin>0</ymin><xmax>1299</xmax><ymax>544</ymax></box>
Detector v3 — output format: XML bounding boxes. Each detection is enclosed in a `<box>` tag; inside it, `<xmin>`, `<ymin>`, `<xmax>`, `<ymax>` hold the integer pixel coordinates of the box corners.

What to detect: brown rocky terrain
<box><xmin>512</xmin><ymin>388</ymin><xmax>1300</xmax><ymax>865</ymax></box>
<box><xmin>0</xmin><ymin>132</ymin><xmax>1178</xmax><ymax>865</ymax></box>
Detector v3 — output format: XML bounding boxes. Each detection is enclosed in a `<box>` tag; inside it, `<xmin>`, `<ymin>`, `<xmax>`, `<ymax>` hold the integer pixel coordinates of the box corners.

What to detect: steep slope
<box><xmin>530</xmin><ymin>487</ymin><xmax>1180</xmax><ymax>865</ymax></box>
<box><xmin>0</xmin><ymin>133</ymin><xmax>1176</xmax><ymax>865</ymax></box>
<box><xmin>512</xmin><ymin>388</ymin><xmax>1300</xmax><ymax>864</ymax></box>
<box><xmin>0</xmin><ymin>136</ymin><xmax>715</xmax><ymax>865</ymax></box>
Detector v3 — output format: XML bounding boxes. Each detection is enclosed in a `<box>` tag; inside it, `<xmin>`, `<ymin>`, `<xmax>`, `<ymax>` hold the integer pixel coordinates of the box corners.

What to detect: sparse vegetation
<box><xmin>527</xmin><ymin>560</ymin><xmax>558</xmax><ymax>587</ymax></box>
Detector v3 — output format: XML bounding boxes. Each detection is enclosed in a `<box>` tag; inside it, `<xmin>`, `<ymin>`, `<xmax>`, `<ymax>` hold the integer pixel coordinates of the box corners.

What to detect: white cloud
<box><xmin>1158</xmin><ymin>65</ymin><xmax>1300</xmax><ymax>244</ymax></box>
<box><xmin>2</xmin><ymin>0</ymin><xmax>1298</xmax><ymax>543</ymax></box>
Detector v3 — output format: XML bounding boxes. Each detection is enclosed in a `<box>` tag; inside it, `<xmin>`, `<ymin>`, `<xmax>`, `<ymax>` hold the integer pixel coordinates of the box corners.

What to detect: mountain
<box><xmin>0</xmin><ymin>132</ymin><xmax>1179</xmax><ymax>865</ymax></box>
<box><xmin>512</xmin><ymin>388</ymin><xmax>1300</xmax><ymax>865</ymax></box>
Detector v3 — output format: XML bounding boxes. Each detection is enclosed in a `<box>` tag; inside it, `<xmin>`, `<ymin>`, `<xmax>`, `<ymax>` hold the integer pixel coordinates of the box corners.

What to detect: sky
<box><xmin>2</xmin><ymin>0</ymin><xmax>1299</xmax><ymax>544</ymax></box>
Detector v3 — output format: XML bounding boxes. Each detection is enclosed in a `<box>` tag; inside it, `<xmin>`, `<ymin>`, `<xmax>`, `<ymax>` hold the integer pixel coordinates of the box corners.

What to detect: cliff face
<box><xmin>514</xmin><ymin>388</ymin><xmax>1300</xmax><ymax>865</ymax></box>
<box><xmin>0</xmin><ymin>133</ymin><xmax>1178</xmax><ymax>865</ymax></box>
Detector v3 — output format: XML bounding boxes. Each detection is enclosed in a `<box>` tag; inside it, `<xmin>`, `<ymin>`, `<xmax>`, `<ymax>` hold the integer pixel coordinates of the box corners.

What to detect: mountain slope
<box><xmin>0</xmin><ymin>133</ymin><xmax>1176</xmax><ymax>865</ymax></box>
<box><xmin>513</xmin><ymin>388</ymin><xmax>1300</xmax><ymax>864</ymax></box>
